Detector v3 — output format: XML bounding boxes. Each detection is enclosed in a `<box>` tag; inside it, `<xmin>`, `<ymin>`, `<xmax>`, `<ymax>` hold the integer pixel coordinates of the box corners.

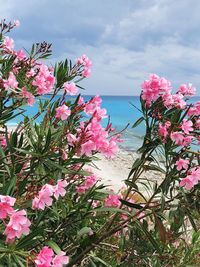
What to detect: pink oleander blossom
<box><xmin>104</xmin><ymin>194</ymin><xmax>120</xmax><ymax>207</ymax></box>
<box><xmin>80</xmin><ymin>140</ymin><xmax>96</xmax><ymax>156</ymax></box>
<box><xmin>52</xmin><ymin>252</ymin><xmax>69</xmax><ymax>267</ymax></box>
<box><xmin>53</xmin><ymin>180</ymin><xmax>68</xmax><ymax>200</ymax></box>
<box><xmin>32</xmin><ymin>184</ymin><xmax>54</xmax><ymax>210</ymax></box>
<box><xmin>175</xmin><ymin>159</ymin><xmax>189</xmax><ymax>171</ymax></box>
<box><xmin>67</xmin><ymin>133</ymin><xmax>77</xmax><ymax>146</ymax></box>
<box><xmin>0</xmin><ymin>136</ymin><xmax>7</xmax><ymax>147</ymax></box>
<box><xmin>4</xmin><ymin>210</ymin><xmax>31</xmax><ymax>243</ymax></box>
<box><xmin>15</xmin><ymin>50</ymin><xmax>26</xmax><ymax>61</ymax></box>
<box><xmin>0</xmin><ymin>195</ymin><xmax>16</xmax><ymax>219</ymax></box>
<box><xmin>55</xmin><ymin>104</ymin><xmax>71</xmax><ymax>121</ymax></box>
<box><xmin>3</xmin><ymin>36</ymin><xmax>14</xmax><ymax>51</ymax></box>
<box><xmin>21</xmin><ymin>87</ymin><xmax>35</xmax><ymax>106</ymax></box>
<box><xmin>178</xmin><ymin>83</ymin><xmax>196</xmax><ymax>96</ymax></box>
<box><xmin>170</xmin><ymin>131</ymin><xmax>184</xmax><ymax>146</ymax></box>
<box><xmin>180</xmin><ymin>167</ymin><xmax>200</xmax><ymax>190</ymax></box>
<box><xmin>4</xmin><ymin>72</ymin><xmax>18</xmax><ymax>90</ymax></box>
<box><xmin>63</xmin><ymin>82</ymin><xmax>78</xmax><ymax>95</ymax></box>
<box><xmin>35</xmin><ymin>247</ymin><xmax>68</xmax><ymax>267</ymax></box>
<box><xmin>141</xmin><ymin>74</ymin><xmax>171</xmax><ymax>105</ymax></box>
<box><xmin>181</xmin><ymin>119</ymin><xmax>193</xmax><ymax>134</ymax></box>
<box><xmin>35</xmin><ymin>246</ymin><xmax>54</xmax><ymax>267</ymax></box>
<box><xmin>158</xmin><ymin>121</ymin><xmax>171</xmax><ymax>139</ymax></box>
<box><xmin>32</xmin><ymin>64</ymin><xmax>55</xmax><ymax>95</ymax></box>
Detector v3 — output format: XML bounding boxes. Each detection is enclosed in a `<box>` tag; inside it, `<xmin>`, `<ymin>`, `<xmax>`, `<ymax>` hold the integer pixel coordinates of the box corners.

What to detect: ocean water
<box><xmin>8</xmin><ymin>95</ymin><xmax>143</xmax><ymax>150</ymax></box>
<box><xmin>7</xmin><ymin>95</ymin><xmax>200</xmax><ymax>151</ymax></box>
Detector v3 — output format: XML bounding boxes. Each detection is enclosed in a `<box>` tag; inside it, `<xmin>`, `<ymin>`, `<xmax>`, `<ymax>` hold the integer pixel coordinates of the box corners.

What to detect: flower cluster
<box><xmin>0</xmin><ymin>195</ymin><xmax>31</xmax><ymax>243</ymax></box>
<box><xmin>76</xmin><ymin>54</ymin><xmax>92</xmax><ymax>77</ymax></box>
<box><xmin>32</xmin><ymin>64</ymin><xmax>55</xmax><ymax>95</ymax></box>
<box><xmin>35</xmin><ymin>246</ymin><xmax>69</xmax><ymax>267</ymax></box>
<box><xmin>32</xmin><ymin>180</ymin><xmax>68</xmax><ymax>210</ymax></box>
<box><xmin>141</xmin><ymin>74</ymin><xmax>200</xmax><ymax>190</ymax></box>
<box><xmin>141</xmin><ymin>74</ymin><xmax>195</xmax><ymax>108</ymax></box>
<box><xmin>65</xmin><ymin>95</ymin><xmax>121</xmax><ymax>158</ymax></box>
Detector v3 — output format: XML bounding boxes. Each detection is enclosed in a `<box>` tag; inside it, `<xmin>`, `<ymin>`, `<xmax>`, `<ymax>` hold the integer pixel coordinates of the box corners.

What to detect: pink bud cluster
<box><xmin>55</xmin><ymin>104</ymin><xmax>71</xmax><ymax>121</ymax></box>
<box><xmin>0</xmin><ymin>195</ymin><xmax>31</xmax><ymax>243</ymax></box>
<box><xmin>35</xmin><ymin>246</ymin><xmax>69</xmax><ymax>267</ymax></box>
<box><xmin>76</xmin><ymin>54</ymin><xmax>92</xmax><ymax>77</ymax></box>
<box><xmin>32</xmin><ymin>180</ymin><xmax>68</xmax><ymax>210</ymax></box>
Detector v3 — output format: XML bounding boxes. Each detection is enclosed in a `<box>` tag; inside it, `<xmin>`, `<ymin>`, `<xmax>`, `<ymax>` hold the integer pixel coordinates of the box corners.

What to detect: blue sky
<box><xmin>1</xmin><ymin>0</ymin><xmax>200</xmax><ymax>95</ymax></box>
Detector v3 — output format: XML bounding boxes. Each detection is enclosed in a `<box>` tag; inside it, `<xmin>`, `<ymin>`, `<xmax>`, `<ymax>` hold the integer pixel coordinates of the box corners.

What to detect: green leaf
<box><xmin>119</xmin><ymin>199</ymin><xmax>143</xmax><ymax>210</ymax></box>
<box><xmin>47</xmin><ymin>240</ymin><xmax>61</xmax><ymax>254</ymax></box>
<box><xmin>132</xmin><ymin>117</ymin><xmax>144</xmax><ymax>128</ymax></box>
<box><xmin>143</xmin><ymin>164</ymin><xmax>166</xmax><ymax>174</ymax></box>
<box><xmin>91</xmin><ymin>255</ymin><xmax>112</xmax><ymax>267</ymax></box>
<box><xmin>93</xmin><ymin>207</ymin><xmax>130</xmax><ymax>215</ymax></box>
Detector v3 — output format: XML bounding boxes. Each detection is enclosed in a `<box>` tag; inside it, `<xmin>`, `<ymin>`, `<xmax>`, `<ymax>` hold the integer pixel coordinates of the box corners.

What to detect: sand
<box><xmin>91</xmin><ymin>148</ymin><xmax>164</xmax><ymax>192</ymax></box>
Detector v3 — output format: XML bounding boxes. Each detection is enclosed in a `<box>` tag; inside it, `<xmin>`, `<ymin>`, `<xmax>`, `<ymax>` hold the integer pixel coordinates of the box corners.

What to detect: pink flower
<box><xmin>67</xmin><ymin>133</ymin><xmax>77</xmax><ymax>146</ymax></box>
<box><xmin>80</xmin><ymin>140</ymin><xmax>96</xmax><ymax>156</ymax></box>
<box><xmin>84</xmin><ymin>174</ymin><xmax>97</xmax><ymax>188</ymax></box>
<box><xmin>0</xmin><ymin>195</ymin><xmax>16</xmax><ymax>219</ymax></box>
<box><xmin>180</xmin><ymin>177</ymin><xmax>194</xmax><ymax>190</ymax></box>
<box><xmin>141</xmin><ymin>74</ymin><xmax>171</xmax><ymax>105</ymax></box>
<box><xmin>53</xmin><ymin>180</ymin><xmax>68</xmax><ymax>200</ymax></box>
<box><xmin>181</xmin><ymin>119</ymin><xmax>193</xmax><ymax>134</ymax></box>
<box><xmin>175</xmin><ymin>159</ymin><xmax>189</xmax><ymax>171</ymax></box>
<box><xmin>76</xmin><ymin>54</ymin><xmax>92</xmax><ymax>77</ymax></box>
<box><xmin>182</xmin><ymin>135</ymin><xmax>193</xmax><ymax>147</ymax></box>
<box><xmin>170</xmin><ymin>131</ymin><xmax>184</xmax><ymax>146</ymax></box>
<box><xmin>76</xmin><ymin>185</ymin><xmax>87</xmax><ymax>195</ymax></box>
<box><xmin>82</xmin><ymin>68</ymin><xmax>91</xmax><ymax>77</ymax></box>
<box><xmin>63</xmin><ymin>82</ymin><xmax>78</xmax><ymax>95</ymax></box>
<box><xmin>104</xmin><ymin>194</ymin><xmax>120</xmax><ymax>207</ymax></box>
<box><xmin>101</xmin><ymin>139</ymin><xmax>118</xmax><ymax>158</ymax></box>
<box><xmin>172</xmin><ymin>93</ymin><xmax>186</xmax><ymax>109</ymax></box>
<box><xmin>35</xmin><ymin>246</ymin><xmax>54</xmax><ymax>267</ymax></box>
<box><xmin>21</xmin><ymin>87</ymin><xmax>35</xmax><ymax>106</ymax></box>
<box><xmin>35</xmin><ymin>247</ymin><xmax>69</xmax><ymax>267</ymax></box>
<box><xmin>32</xmin><ymin>184</ymin><xmax>54</xmax><ymax>210</ymax></box>
<box><xmin>180</xmin><ymin>167</ymin><xmax>200</xmax><ymax>190</ymax></box>
<box><xmin>4</xmin><ymin>72</ymin><xmax>18</xmax><ymax>90</ymax></box>
<box><xmin>55</xmin><ymin>104</ymin><xmax>71</xmax><ymax>121</ymax></box>
<box><xmin>32</xmin><ymin>64</ymin><xmax>55</xmax><ymax>95</ymax></box>
<box><xmin>26</xmin><ymin>68</ymin><xmax>35</xmax><ymax>78</ymax></box>
<box><xmin>52</xmin><ymin>252</ymin><xmax>69</xmax><ymax>267</ymax></box>
<box><xmin>178</xmin><ymin>84</ymin><xmax>196</xmax><ymax>96</ymax></box>
<box><xmin>4</xmin><ymin>210</ymin><xmax>31</xmax><ymax>243</ymax></box>
<box><xmin>0</xmin><ymin>136</ymin><xmax>7</xmax><ymax>147</ymax></box>
<box><xmin>16</xmin><ymin>50</ymin><xmax>26</xmax><ymax>61</ymax></box>
<box><xmin>3</xmin><ymin>36</ymin><xmax>14</xmax><ymax>51</ymax></box>
<box><xmin>158</xmin><ymin>121</ymin><xmax>171</xmax><ymax>139</ymax></box>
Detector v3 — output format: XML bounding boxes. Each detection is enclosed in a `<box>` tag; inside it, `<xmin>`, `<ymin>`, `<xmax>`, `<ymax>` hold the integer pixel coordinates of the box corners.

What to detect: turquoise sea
<box><xmin>8</xmin><ymin>95</ymin><xmax>200</xmax><ymax>151</ymax></box>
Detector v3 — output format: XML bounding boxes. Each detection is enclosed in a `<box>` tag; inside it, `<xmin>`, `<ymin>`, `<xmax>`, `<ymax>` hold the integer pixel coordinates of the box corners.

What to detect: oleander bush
<box><xmin>0</xmin><ymin>20</ymin><xmax>199</xmax><ymax>267</ymax></box>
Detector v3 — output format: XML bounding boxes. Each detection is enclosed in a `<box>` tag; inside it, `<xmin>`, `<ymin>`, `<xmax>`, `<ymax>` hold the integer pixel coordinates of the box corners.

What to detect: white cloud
<box><xmin>0</xmin><ymin>0</ymin><xmax>200</xmax><ymax>95</ymax></box>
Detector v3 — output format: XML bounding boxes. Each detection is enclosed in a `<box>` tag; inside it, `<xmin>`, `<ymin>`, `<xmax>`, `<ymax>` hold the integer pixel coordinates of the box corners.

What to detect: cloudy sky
<box><xmin>1</xmin><ymin>0</ymin><xmax>200</xmax><ymax>95</ymax></box>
